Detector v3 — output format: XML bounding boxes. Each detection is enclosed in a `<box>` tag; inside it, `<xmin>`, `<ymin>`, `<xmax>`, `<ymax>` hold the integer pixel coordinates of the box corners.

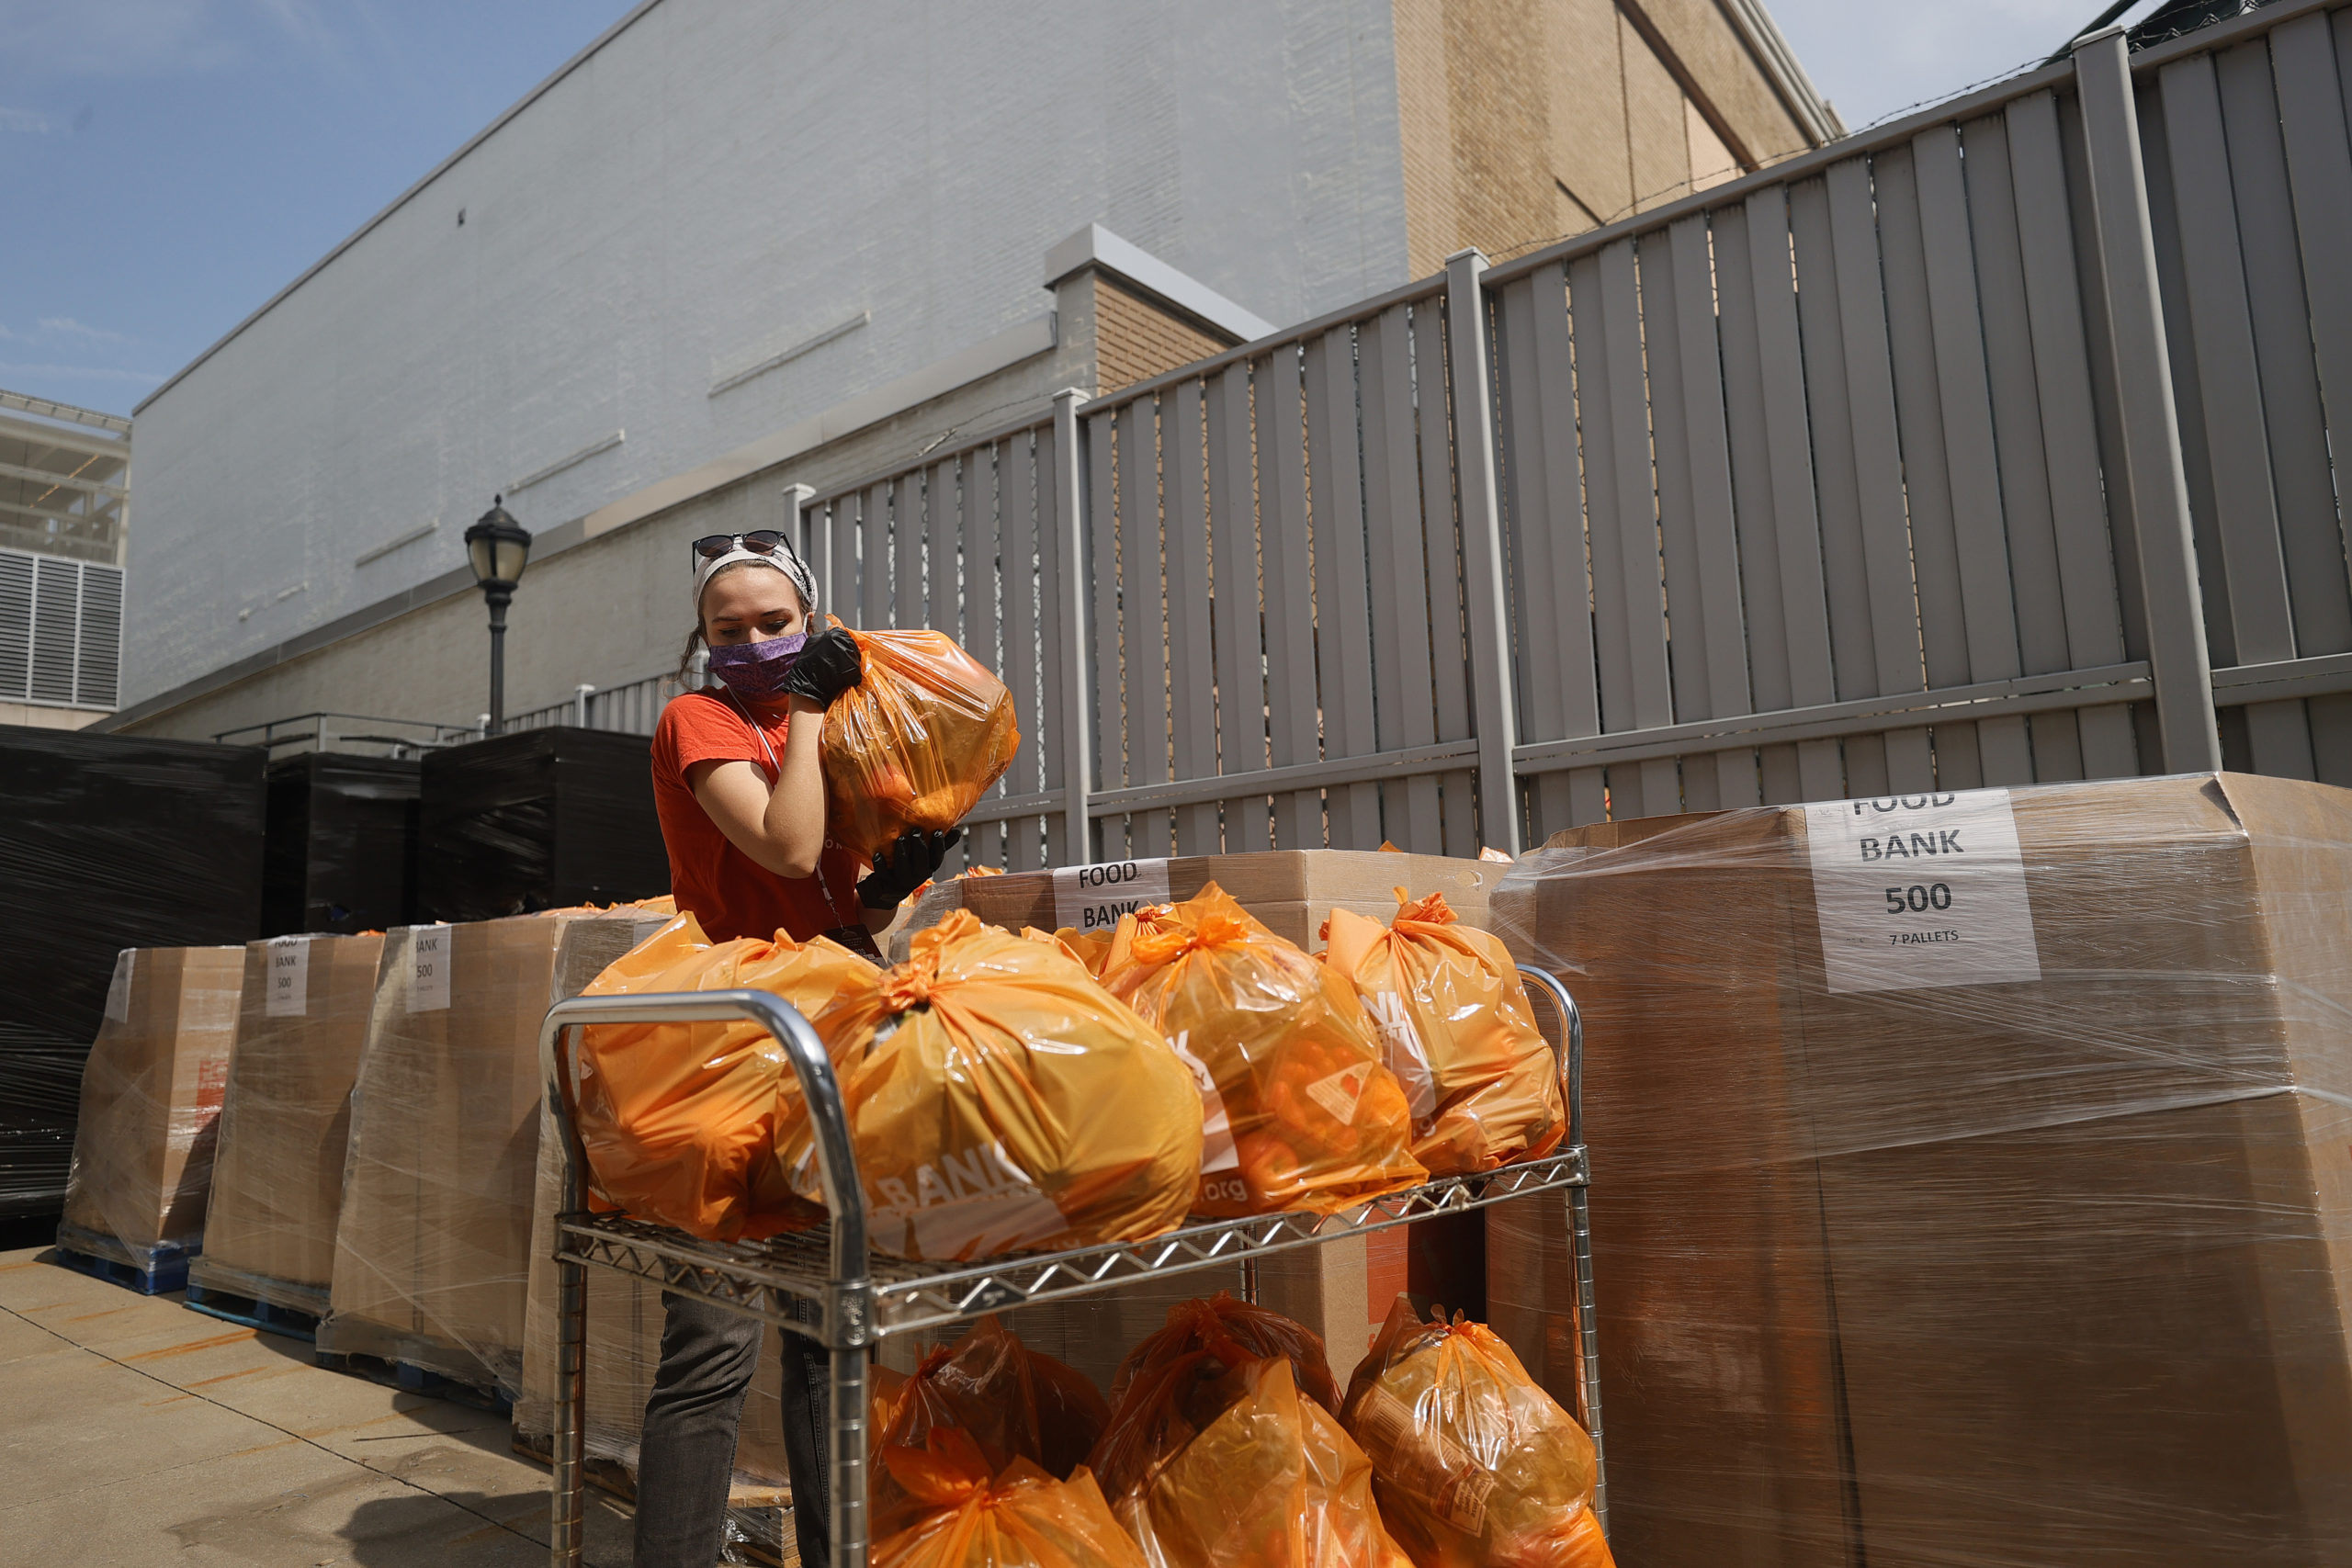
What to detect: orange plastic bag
<box><xmin>821</xmin><ymin>623</ymin><xmax>1021</xmax><ymax>863</ymax></box>
<box><xmin>869</xmin><ymin>1315</ymin><xmax>1113</xmax><ymax>1539</ymax></box>
<box><xmin>571</xmin><ymin>912</ymin><xmax>876</xmax><ymax>1241</ymax></box>
<box><xmin>1099</xmin><ymin>886</ymin><xmax>1425</xmax><ymax>1216</ymax></box>
<box><xmin>1340</xmin><ymin>1297</ymin><xmax>1614</xmax><ymax>1568</ymax></box>
<box><xmin>1109</xmin><ymin>1292</ymin><xmax>1343</xmax><ymax>1416</ymax></box>
<box><xmin>784</xmin><ymin>911</ymin><xmax>1202</xmax><ymax>1259</ymax></box>
<box><xmin>1320</xmin><ymin>892</ymin><xmax>1566</xmax><ymax>1176</ymax></box>
<box><xmin>1018</xmin><ymin>926</ymin><xmax>1113</xmax><ymax>978</ymax></box>
<box><xmin>876</xmin><ymin>1429</ymin><xmax>1147</xmax><ymax>1568</ymax></box>
<box><xmin>1090</xmin><ymin>1350</ymin><xmax>1412</xmax><ymax>1568</ymax></box>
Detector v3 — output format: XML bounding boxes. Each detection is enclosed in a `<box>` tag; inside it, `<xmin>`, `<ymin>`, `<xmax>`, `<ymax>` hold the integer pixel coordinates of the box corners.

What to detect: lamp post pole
<box><xmin>485</xmin><ymin>581</ymin><xmax>512</xmax><ymax>731</ymax></box>
<box><xmin>464</xmin><ymin>496</ymin><xmax>533</xmax><ymax>738</ymax></box>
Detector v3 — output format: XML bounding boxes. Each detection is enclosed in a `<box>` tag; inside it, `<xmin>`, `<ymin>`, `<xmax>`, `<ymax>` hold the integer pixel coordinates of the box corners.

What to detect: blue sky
<box><xmin>0</xmin><ymin>1</ymin><xmax>2173</xmax><ymax>419</ymax></box>
<box><xmin>0</xmin><ymin>1</ymin><xmax>636</xmax><ymax>414</ymax></box>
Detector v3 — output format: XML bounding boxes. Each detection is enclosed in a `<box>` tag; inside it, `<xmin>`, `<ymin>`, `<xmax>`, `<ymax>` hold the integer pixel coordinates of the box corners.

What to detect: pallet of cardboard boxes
<box><xmin>1489</xmin><ymin>772</ymin><xmax>2352</xmax><ymax>1567</ymax></box>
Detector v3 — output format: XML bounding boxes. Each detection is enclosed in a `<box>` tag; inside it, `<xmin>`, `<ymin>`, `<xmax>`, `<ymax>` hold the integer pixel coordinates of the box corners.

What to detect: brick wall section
<box><xmin>1091</xmin><ymin>275</ymin><xmax>1239</xmax><ymax>395</ymax></box>
<box><xmin>1392</xmin><ymin>0</ymin><xmax>1820</xmax><ymax>274</ymax></box>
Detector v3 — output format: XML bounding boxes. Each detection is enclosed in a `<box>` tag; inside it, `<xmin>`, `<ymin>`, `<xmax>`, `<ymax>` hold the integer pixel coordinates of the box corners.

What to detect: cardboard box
<box><xmin>893</xmin><ymin>848</ymin><xmax>1502</xmax><ymax>959</ymax></box>
<box><xmin>1491</xmin><ymin>773</ymin><xmax>2352</xmax><ymax>1567</ymax></box>
<box><xmin>189</xmin><ymin>932</ymin><xmax>386</xmax><ymax>1315</ymax></box>
<box><xmin>57</xmin><ymin>946</ymin><xmax>245</xmax><ymax>1268</ymax></box>
<box><xmin>320</xmin><ymin>910</ymin><xmax>662</xmax><ymax>1395</ymax></box>
<box><xmin>512</xmin><ymin>908</ymin><xmax>795</xmax><ymax>1558</ymax></box>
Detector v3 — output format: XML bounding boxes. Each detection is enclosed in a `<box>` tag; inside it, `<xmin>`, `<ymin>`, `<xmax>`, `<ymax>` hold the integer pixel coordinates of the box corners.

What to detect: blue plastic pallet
<box><xmin>314</xmin><ymin>1349</ymin><xmax>514</xmax><ymax>1416</ymax></box>
<box><xmin>183</xmin><ymin>1280</ymin><xmax>320</xmax><ymax>1342</ymax></box>
<box><xmin>50</xmin><ymin>1240</ymin><xmax>190</xmax><ymax>1296</ymax></box>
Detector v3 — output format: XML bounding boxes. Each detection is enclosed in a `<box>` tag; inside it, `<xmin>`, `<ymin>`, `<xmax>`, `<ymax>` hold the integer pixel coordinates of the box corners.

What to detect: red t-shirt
<box><xmin>650</xmin><ymin>689</ymin><xmax>866</xmax><ymax>943</ymax></box>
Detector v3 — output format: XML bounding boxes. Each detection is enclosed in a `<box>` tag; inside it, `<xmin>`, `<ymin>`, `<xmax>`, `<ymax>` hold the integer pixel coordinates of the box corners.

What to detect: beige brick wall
<box><xmin>1395</xmin><ymin>0</ymin><xmax>1820</xmax><ymax>274</ymax></box>
<box><xmin>1091</xmin><ymin>275</ymin><xmax>1238</xmax><ymax>395</ymax></box>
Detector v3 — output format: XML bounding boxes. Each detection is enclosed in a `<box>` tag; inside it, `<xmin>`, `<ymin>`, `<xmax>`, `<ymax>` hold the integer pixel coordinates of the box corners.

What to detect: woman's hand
<box><xmin>778</xmin><ymin>627</ymin><xmax>862</xmax><ymax>705</ymax></box>
<box><xmin>857</xmin><ymin>828</ymin><xmax>962</xmax><ymax>909</ymax></box>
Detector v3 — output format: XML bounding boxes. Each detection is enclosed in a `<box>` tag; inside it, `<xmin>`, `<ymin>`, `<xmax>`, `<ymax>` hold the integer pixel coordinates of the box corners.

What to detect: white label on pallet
<box><xmin>1051</xmin><ymin>858</ymin><xmax>1171</xmax><ymax>933</ymax></box>
<box><xmin>103</xmin><ymin>950</ymin><xmax>135</xmax><ymax>1024</ymax></box>
<box><xmin>407</xmin><ymin>924</ymin><xmax>453</xmax><ymax>1013</ymax></box>
<box><xmin>1804</xmin><ymin>789</ymin><xmax>2041</xmax><ymax>995</ymax></box>
<box><xmin>265</xmin><ymin>936</ymin><xmax>311</xmax><ymax>1017</ymax></box>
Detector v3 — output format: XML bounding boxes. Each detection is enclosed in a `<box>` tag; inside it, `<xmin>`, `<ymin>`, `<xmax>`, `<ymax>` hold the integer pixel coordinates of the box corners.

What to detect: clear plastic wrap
<box><xmin>820</xmin><ymin>624</ymin><xmax>1021</xmax><ymax>863</ymax></box>
<box><xmin>1320</xmin><ymin>892</ymin><xmax>1565</xmax><ymax>1176</ymax></box>
<box><xmin>322</xmin><ymin>909</ymin><xmax>663</xmax><ymax>1396</ymax></box>
<box><xmin>56</xmin><ymin>946</ymin><xmax>244</xmax><ymax>1270</ymax></box>
<box><xmin>1100</xmin><ymin>886</ymin><xmax>1425</xmax><ymax>1217</ymax></box>
<box><xmin>188</xmin><ymin>932</ymin><xmax>386</xmax><ymax>1314</ymax></box>
<box><xmin>571</xmin><ymin>911</ymin><xmax>876</xmax><ymax>1241</ymax></box>
<box><xmin>1</xmin><ymin>726</ymin><xmax>264</xmax><ymax>1217</ymax></box>
<box><xmin>1340</xmin><ymin>1296</ymin><xmax>1611</xmax><ymax>1568</ymax></box>
<box><xmin>1489</xmin><ymin>773</ymin><xmax>2352</xmax><ymax>1568</ymax></box>
<box><xmin>791</xmin><ymin>910</ymin><xmax>1203</xmax><ymax>1261</ymax></box>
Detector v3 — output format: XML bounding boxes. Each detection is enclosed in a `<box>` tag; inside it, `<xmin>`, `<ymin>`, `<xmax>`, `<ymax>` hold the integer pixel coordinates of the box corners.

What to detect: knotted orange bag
<box><xmin>876</xmin><ymin>1429</ymin><xmax>1146</xmax><ymax>1568</ymax></box>
<box><xmin>1018</xmin><ymin>927</ymin><xmax>1113</xmax><ymax>978</ymax></box>
<box><xmin>1099</xmin><ymin>886</ymin><xmax>1425</xmax><ymax>1216</ymax></box>
<box><xmin>784</xmin><ymin>911</ymin><xmax>1202</xmax><ymax>1260</ymax></box>
<box><xmin>1089</xmin><ymin>1349</ymin><xmax>1412</xmax><ymax>1568</ymax></box>
<box><xmin>821</xmin><ymin>623</ymin><xmax>1021</xmax><ymax>863</ymax></box>
<box><xmin>1108</xmin><ymin>1292</ymin><xmax>1343</xmax><ymax>1416</ymax></box>
<box><xmin>869</xmin><ymin>1316</ymin><xmax>1113</xmax><ymax>1540</ymax></box>
<box><xmin>571</xmin><ymin>912</ymin><xmax>876</xmax><ymax>1240</ymax></box>
<box><xmin>1320</xmin><ymin>892</ymin><xmax>1566</xmax><ymax>1176</ymax></box>
<box><xmin>1340</xmin><ymin>1296</ymin><xmax>1614</xmax><ymax>1568</ymax></box>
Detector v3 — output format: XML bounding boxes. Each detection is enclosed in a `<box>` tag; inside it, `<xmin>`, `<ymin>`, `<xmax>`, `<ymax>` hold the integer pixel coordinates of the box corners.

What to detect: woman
<box><xmin>636</xmin><ymin>528</ymin><xmax>956</xmax><ymax>1568</ymax></box>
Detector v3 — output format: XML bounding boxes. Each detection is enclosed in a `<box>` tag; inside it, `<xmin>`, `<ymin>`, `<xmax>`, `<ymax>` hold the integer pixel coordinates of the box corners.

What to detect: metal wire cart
<box><xmin>537</xmin><ymin>964</ymin><xmax>1601</xmax><ymax>1566</ymax></box>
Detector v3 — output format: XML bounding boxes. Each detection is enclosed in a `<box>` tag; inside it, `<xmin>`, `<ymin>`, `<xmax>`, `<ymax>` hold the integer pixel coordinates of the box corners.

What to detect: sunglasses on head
<box><xmin>692</xmin><ymin>530</ymin><xmax>787</xmax><ymax>562</ymax></box>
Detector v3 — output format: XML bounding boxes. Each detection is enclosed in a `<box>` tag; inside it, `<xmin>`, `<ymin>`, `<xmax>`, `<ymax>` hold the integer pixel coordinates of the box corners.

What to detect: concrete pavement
<box><xmin>0</xmin><ymin>1243</ymin><xmax>637</xmax><ymax>1568</ymax></box>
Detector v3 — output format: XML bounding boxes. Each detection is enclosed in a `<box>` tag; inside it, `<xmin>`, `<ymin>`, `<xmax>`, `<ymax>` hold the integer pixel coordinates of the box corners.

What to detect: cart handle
<box><xmin>537</xmin><ymin>989</ymin><xmax>871</xmax><ymax>1306</ymax></box>
<box><xmin>1514</xmin><ymin>964</ymin><xmax>1585</xmax><ymax>1153</ymax></box>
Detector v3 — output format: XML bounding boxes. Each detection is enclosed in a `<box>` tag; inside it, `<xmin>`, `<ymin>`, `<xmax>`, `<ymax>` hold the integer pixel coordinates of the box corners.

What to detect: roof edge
<box><xmin>1044</xmin><ymin>223</ymin><xmax>1276</xmax><ymax>343</ymax></box>
<box><xmin>133</xmin><ymin>0</ymin><xmax>671</xmax><ymax>415</ymax></box>
<box><xmin>1715</xmin><ymin>0</ymin><xmax>1847</xmax><ymax>143</ymax></box>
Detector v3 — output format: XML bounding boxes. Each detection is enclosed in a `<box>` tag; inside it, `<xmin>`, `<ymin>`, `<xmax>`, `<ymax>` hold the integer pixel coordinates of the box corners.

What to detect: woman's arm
<box><xmin>684</xmin><ymin>695</ymin><xmax>829</xmax><ymax>879</ymax></box>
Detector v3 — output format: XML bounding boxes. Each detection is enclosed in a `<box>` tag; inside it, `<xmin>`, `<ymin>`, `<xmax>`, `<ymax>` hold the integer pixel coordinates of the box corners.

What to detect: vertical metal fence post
<box><xmin>781</xmin><ymin>481</ymin><xmax>819</xmax><ymax>607</ymax></box>
<box><xmin>2073</xmin><ymin>26</ymin><xmax>2222</xmax><ymax>772</ymax></box>
<box><xmin>1445</xmin><ymin>249</ymin><xmax>1524</xmax><ymax>852</ymax></box>
<box><xmin>1051</xmin><ymin>389</ymin><xmax>1094</xmax><ymax>863</ymax></box>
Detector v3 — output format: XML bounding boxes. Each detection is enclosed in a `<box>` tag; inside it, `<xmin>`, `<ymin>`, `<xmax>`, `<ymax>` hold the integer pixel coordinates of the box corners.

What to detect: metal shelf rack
<box><xmin>537</xmin><ymin>964</ymin><xmax>1600</xmax><ymax>1566</ymax></box>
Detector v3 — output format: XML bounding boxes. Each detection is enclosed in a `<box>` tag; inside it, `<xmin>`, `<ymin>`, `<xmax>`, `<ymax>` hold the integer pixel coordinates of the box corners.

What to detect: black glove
<box><xmin>779</xmin><ymin>626</ymin><xmax>863</xmax><ymax>705</ymax></box>
<box><xmin>858</xmin><ymin>828</ymin><xmax>962</xmax><ymax>909</ymax></box>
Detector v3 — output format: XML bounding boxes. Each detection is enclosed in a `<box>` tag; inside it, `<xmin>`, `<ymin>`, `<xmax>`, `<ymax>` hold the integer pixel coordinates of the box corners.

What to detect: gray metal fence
<box><xmin>567</xmin><ymin>2</ymin><xmax>2352</xmax><ymax>864</ymax></box>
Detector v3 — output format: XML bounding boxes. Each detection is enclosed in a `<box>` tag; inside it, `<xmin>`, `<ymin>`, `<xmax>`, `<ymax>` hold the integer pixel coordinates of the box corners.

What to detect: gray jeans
<box><xmin>634</xmin><ymin>1292</ymin><xmax>831</xmax><ymax>1568</ymax></box>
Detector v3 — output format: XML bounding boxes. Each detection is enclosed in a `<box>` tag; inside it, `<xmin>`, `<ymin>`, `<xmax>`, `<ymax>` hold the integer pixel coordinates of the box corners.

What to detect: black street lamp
<box><xmin>464</xmin><ymin>496</ymin><xmax>532</xmax><ymax>731</ymax></box>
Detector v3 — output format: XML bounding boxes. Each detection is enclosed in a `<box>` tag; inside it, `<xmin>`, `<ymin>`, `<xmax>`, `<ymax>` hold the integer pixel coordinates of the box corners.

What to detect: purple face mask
<box><xmin>707</xmin><ymin>631</ymin><xmax>808</xmax><ymax>699</ymax></box>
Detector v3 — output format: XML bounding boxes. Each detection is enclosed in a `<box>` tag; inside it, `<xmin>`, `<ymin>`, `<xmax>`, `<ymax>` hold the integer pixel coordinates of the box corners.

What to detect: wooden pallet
<box><xmin>183</xmin><ymin>1280</ymin><xmax>321</xmax><ymax>1341</ymax></box>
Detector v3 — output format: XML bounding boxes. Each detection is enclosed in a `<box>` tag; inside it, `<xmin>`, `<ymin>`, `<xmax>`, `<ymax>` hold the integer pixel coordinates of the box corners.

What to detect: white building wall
<box><xmin>126</xmin><ymin>0</ymin><xmax>1410</xmax><ymax>706</ymax></box>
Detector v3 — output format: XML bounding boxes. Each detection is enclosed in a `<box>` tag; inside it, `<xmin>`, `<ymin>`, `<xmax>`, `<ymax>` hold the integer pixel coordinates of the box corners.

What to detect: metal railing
<box><xmin>210</xmin><ymin>710</ymin><xmax>481</xmax><ymax>756</ymax></box>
